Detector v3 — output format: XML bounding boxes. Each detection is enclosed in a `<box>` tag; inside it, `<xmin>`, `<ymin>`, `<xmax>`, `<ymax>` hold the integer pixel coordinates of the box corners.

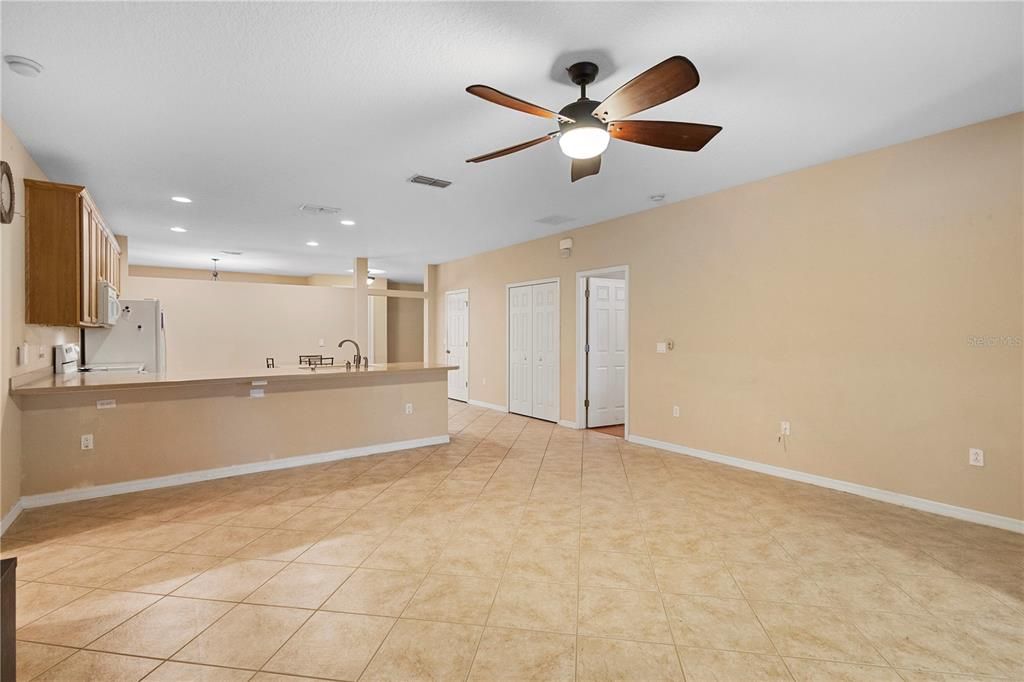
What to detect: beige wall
<box><xmin>431</xmin><ymin>113</ymin><xmax>1024</xmax><ymax>521</ymax></box>
<box><xmin>388</xmin><ymin>282</ymin><xmax>424</xmax><ymax>363</ymax></box>
<box><xmin>19</xmin><ymin>372</ymin><xmax>447</xmax><ymax>496</ymax></box>
<box><xmin>124</xmin><ymin>276</ymin><xmax>359</xmax><ymax>375</ymax></box>
<box><xmin>0</xmin><ymin>120</ymin><xmax>79</xmax><ymax>520</ymax></box>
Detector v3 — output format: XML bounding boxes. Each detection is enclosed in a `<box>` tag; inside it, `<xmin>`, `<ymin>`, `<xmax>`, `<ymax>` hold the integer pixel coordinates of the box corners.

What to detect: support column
<box><xmin>353</xmin><ymin>257</ymin><xmax>369</xmax><ymax>359</ymax></box>
<box><xmin>423</xmin><ymin>263</ymin><xmax>439</xmax><ymax>363</ymax></box>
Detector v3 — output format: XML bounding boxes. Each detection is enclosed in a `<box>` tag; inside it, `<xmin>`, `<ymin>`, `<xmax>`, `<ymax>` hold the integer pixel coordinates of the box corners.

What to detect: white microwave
<box><xmin>98</xmin><ymin>281</ymin><xmax>121</xmax><ymax>326</ymax></box>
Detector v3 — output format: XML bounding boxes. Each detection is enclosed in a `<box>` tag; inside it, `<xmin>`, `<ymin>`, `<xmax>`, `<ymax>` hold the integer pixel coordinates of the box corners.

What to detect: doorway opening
<box><xmin>576</xmin><ymin>266</ymin><xmax>628</xmax><ymax>436</ymax></box>
<box><xmin>445</xmin><ymin>289</ymin><xmax>469</xmax><ymax>402</ymax></box>
<box><xmin>506</xmin><ymin>278</ymin><xmax>560</xmax><ymax>422</ymax></box>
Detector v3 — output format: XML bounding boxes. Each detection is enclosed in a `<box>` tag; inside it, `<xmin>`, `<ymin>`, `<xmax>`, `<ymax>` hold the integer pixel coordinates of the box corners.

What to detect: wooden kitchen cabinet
<box><xmin>24</xmin><ymin>179</ymin><xmax>121</xmax><ymax>326</ymax></box>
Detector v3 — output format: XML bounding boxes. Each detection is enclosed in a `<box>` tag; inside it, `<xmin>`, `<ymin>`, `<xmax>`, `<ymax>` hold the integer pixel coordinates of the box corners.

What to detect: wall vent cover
<box><xmin>220</xmin><ymin>250</ymin><xmax>243</xmax><ymax>256</ymax></box>
<box><xmin>410</xmin><ymin>174</ymin><xmax>452</xmax><ymax>188</ymax></box>
<box><xmin>299</xmin><ymin>203</ymin><xmax>343</xmax><ymax>215</ymax></box>
<box><xmin>535</xmin><ymin>214</ymin><xmax>574</xmax><ymax>226</ymax></box>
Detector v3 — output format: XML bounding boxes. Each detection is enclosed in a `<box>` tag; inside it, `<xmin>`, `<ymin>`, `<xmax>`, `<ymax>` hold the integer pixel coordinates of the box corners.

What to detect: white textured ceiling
<box><xmin>2</xmin><ymin>2</ymin><xmax>1021</xmax><ymax>282</ymax></box>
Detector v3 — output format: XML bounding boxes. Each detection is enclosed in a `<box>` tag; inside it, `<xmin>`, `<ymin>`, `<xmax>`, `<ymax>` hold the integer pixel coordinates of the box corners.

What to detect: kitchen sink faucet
<box><xmin>338</xmin><ymin>339</ymin><xmax>362</xmax><ymax>366</ymax></box>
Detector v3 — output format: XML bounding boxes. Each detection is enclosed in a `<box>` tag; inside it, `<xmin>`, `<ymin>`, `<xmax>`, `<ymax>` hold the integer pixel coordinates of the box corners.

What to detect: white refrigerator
<box><xmin>83</xmin><ymin>299</ymin><xmax>166</xmax><ymax>374</ymax></box>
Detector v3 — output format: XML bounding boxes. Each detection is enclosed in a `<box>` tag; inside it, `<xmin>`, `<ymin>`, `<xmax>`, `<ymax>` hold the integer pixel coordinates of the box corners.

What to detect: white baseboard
<box><xmin>19</xmin><ymin>434</ymin><xmax>450</xmax><ymax>511</ymax></box>
<box><xmin>1</xmin><ymin>499</ymin><xmax>25</xmax><ymax>535</ymax></box>
<box><xmin>627</xmin><ymin>434</ymin><xmax>1024</xmax><ymax>535</ymax></box>
<box><xmin>558</xmin><ymin>420</ymin><xmax>579</xmax><ymax>429</ymax></box>
<box><xmin>468</xmin><ymin>399</ymin><xmax>507</xmax><ymax>413</ymax></box>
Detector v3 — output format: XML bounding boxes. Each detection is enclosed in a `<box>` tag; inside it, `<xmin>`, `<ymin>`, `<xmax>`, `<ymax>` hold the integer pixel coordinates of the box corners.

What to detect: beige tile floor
<box><xmin>3</xmin><ymin>400</ymin><xmax>1022</xmax><ymax>681</ymax></box>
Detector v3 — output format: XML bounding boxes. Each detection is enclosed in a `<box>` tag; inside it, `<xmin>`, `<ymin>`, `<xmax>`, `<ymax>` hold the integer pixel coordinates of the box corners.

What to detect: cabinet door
<box><xmin>89</xmin><ymin>214</ymin><xmax>99</xmax><ymax>323</ymax></box>
<box><xmin>80</xmin><ymin>199</ymin><xmax>93</xmax><ymax>324</ymax></box>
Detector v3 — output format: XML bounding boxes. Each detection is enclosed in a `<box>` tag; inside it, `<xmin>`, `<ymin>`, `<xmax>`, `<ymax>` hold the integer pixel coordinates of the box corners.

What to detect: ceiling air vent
<box><xmin>298</xmin><ymin>203</ymin><xmax>343</xmax><ymax>215</ymax></box>
<box><xmin>410</xmin><ymin>174</ymin><xmax>452</xmax><ymax>189</ymax></box>
<box><xmin>535</xmin><ymin>214</ymin><xmax>574</xmax><ymax>226</ymax></box>
<box><xmin>220</xmin><ymin>250</ymin><xmax>243</xmax><ymax>256</ymax></box>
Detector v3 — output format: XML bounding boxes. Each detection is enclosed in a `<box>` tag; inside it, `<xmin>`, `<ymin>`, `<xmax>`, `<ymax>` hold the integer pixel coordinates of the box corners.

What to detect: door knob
<box><xmin>446</xmin><ymin>350</ymin><xmax>451</xmax><ymax>354</ymax></box>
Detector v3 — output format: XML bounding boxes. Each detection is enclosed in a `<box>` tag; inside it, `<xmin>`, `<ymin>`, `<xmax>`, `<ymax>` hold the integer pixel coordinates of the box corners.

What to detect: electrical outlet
<box><xmin>672</xmin><ymin>405</ymin><xmax>680</xmax><ymax>417</ymax></box>
<box><xmin>780</xmin><ymin>421</ymin><xmax>791</xmax><ymax>436</ymax></box>
<box><xmin>318</xmin><ymin>338</ymin><xmax>325</xmax><ymax>347</ymax></box>
<box><xmin>482</xmin><ymin>377</ymin><xmax>487</xmax><ymax>385</ymax></box>
<box><xmin>96</xmin><ymin>399</ymin><xmax>116</xmax><ymax>409</ymax></box>
<box><xmin>81</xmin><ymin>434</ymin><xmax>94</xmax><ymax>450</ymax></box>
<box><xmin>969</xmin><ymin>448</ymin><xmax>984</xmax><ymax>467</ymax></box>
<box><xmin>250</xmin><ymin>388</ymin><xmax>265</xmax><ymax>398</ymax></box>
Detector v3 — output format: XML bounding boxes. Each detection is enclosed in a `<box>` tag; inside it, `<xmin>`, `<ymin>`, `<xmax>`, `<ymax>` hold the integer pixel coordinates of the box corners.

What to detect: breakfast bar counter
<box><xmin>11</xmin><ymin>362</ymin><xmax>456</xmax><ymax>396</ymax></box>
<box><xmin>12</xmin><ymin>363</ymin><xmax>457</xmax><ymax>506</ymax></box>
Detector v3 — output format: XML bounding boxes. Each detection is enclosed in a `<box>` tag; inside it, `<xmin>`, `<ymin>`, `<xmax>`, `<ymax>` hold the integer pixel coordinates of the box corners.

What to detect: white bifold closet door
<box><xmin>586</xmin><ymin>277</ymin><xmax>626</xmax><ymax>427</ymax></box>
<box><xmin>508</xmin><ymin>281</ymin><xmax>558</xmax><ymax>422</ymax></box>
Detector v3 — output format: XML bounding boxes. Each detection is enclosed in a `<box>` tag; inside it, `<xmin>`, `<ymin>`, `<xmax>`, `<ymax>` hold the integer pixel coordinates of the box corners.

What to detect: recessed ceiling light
<box><xmin>306</xmin><ymin>241</ymin><xmax>319</xmax><ymax>247</ymax></box>
<box><xmin>171</xmin><ymin>196</ymin><xmax>192</xmax><ymax>203</ymax></box>
<box><xmin>340</xmin><ymin>219</ymin><xmax>356</xmax><ymax>226</ymax></box>
<box><xmin>4</xmin><ymin>55</ymin><xmax>43</xmax><ymax>77</ymax></box>
<box><xmin>169</xmin><ymin>226</ymin><xmax>187</xmax><ymax>233</ymax></box>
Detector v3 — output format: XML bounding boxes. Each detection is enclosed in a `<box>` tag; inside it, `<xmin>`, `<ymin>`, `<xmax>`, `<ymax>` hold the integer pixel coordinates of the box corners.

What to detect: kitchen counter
<box><xmin>15</xmin><ymin>361</ymin><xmax>455</xmax><ymax>506</ymax></box>
<box><xmin>10</xmin><ymin>362</ymin><xmax>457</xmax><ymax>396</ymax></box>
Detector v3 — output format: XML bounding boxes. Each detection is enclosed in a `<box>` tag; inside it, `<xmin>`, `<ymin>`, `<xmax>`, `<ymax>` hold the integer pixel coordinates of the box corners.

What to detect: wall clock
<box><xmin>0</xmin><ymin>161</ymin><xmax>13</xmax><ymax>224</ymax></box>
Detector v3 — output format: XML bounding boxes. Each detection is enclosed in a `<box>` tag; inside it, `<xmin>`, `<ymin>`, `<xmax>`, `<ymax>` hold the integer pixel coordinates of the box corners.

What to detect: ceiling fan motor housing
<box><xmin>558</xmin><ymin>98</ymin><xmax>605</xmax><ymax>136</ymax></box>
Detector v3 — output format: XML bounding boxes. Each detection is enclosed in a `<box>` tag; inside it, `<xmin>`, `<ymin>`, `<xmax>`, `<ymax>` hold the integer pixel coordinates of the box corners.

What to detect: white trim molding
<box><xmin>468</xmin><ymin>399</ymin><xmax>507</xmax><ymax>413</ymax></box>
<box><xmin>558</xmin><ymin>420</ymin><xmax>579</xmax><ymax>429</ymax></box>
<box><xmin>628</xmin><ymin>434</ymin><xmax>1024</xmax><ymax>534</ymax></box>
<box><xmin>19</xmin><ymin>435</ymin><xmax>449</xmax><ymax>511</ymax></box>
<box><xmin>1</xmin><ymin>499</ymin><xmax>25</xmax><ymax>535</ymax></box>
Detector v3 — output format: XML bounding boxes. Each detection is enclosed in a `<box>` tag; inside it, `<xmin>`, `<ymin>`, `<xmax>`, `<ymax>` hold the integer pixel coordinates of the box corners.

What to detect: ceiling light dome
<box><xmin>558</xmin><ymin>127</ymin><xmax>610</xmax><ymax>160</ymax></box>
<box><xmin>556</xmin><ymin>98</ymin><xmax>610</xmax><ymax>160</ymax></box>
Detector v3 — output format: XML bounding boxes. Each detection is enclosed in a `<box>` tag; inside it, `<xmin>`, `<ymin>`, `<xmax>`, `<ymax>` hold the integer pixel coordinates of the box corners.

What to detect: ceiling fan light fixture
<box><xmin>558</xmin><ymin>126</ymin><xmax>610</xmax><ymax>160</ymax></box>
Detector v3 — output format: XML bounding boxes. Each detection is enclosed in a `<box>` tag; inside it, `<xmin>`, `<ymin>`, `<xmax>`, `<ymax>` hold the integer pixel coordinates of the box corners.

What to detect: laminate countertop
<box><xmin>10</xmin><ymin>362</ymin><xmax>458</xmax><ymax>396</ymax></box>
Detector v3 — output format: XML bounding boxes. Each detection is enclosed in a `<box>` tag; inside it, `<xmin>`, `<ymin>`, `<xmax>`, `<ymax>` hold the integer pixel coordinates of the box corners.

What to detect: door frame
<box><xmin>444</xmin><ymin>288</ymin><xmax>470</xmax><ymax>402</ymax></box>
<box><xmin>505</xmin><ymin>277</ymin><xmax>560</xmax><ymax>421</ymax></box>
<box><xmin>576</xmin><ymin>266</ymin><xmax>629</xmax><ymax>435</ymax></box>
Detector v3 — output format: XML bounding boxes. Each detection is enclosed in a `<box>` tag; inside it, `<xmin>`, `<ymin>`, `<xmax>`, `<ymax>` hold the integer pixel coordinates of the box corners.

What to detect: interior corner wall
<box><xmin>430</xmin><ymin>113</ymin><xmax>1024</xmax><ymax>521</ymax></box>
<box><xmin>1</xmin><ymin>119</ymin><xmax>80</xmax><ymax>521</ymax></box>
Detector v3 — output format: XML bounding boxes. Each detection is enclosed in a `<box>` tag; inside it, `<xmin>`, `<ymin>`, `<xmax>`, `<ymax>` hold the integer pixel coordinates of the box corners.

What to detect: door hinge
<box><xmin>465</xmin><ymin>381</ymin><xmax>468</xmax><ymax>387</ymax></box>
<box><xmin>584</xmin><ymin>288</ymin><xmax>590</xmax><ymax>299</ymax></box>
<box><xmin>585</xmin><ymin>343</ymin><xmax>590</xmax><ymax>353</ymax></box>
<box><xmin>584</xmin><ymin>399</ymin><xmax>590</xmax><ymax>408</ymax></box>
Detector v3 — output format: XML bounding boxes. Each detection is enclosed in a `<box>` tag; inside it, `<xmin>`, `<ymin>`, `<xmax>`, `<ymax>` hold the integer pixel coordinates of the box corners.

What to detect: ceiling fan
<box><xmin>465</xmin><ymin>56</ymin><xmax>722</xmax><ymax>182</ymax></box>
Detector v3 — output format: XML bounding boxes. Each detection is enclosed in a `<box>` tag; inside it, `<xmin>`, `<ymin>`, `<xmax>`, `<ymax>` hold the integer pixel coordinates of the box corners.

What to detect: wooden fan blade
<box><xmin>467</xmin><ymin>85</ymin><xmax>573</xmax><ymax>122</ymax></box>
<box><xmin>571</xmin><ymin>155</ymin><xmax>601</xmax><ymax>182</ymax></box>
<box><xmin>595</xmin><ymin>56</ymin><xmax>700</xmax><ymax>123</ymax></box>
<box><xmin>466</xmin><ymin>134</ymin><xmax>556</xmax><ymax>163</ymax></box>
<box><xmin>609</xmin><ymin>120</ymin><xmax>722</xmax><ymax>151</ymax></box>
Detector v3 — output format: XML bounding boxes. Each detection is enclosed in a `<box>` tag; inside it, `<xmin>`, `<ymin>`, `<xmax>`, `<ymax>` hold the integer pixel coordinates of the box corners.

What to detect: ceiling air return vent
<box><xmin>298</xmin><ymin>203</ymin><xmax>343</xmax><ymax>215</ymax></box>
<box><xmin>410</xmin><ymin>174</ymin><xmax>452</xmax><ymax>189</ymax></box>
<box><xmin>535</xmin><ymin>214</ymin><xmax>574</xmax><ymax>226</ymax></box>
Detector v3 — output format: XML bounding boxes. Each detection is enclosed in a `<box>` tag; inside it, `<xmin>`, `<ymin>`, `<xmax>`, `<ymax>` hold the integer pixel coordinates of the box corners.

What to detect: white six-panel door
<box><xmin>508</xmin><ymin>281</ymin><xmax>558</xmax><ymax>422</ymax></box>
<box><xmin>586</xmin><ymin>277</ymin><xmax>626</xmax><ymax>427</ymax></box>
<box><xmin>531</xmin><ymin>282</ymin><xmax>559</xmax><ymax>422</ymax></box>
<box><xmin>445</xmin><ymin>290</ymin><xmax>469</xmax><ymax>401</ymax></box>
<box><xmin>508</xmin><ymin>286</ymin><xmax>532</xmax><ymax>416</ymax></box>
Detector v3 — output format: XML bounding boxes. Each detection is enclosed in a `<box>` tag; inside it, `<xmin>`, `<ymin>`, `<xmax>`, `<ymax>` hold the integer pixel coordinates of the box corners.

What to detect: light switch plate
<box><xmin>81</xmin><ymin>434</ymin><xmax>94</xmax><ymax>450</ymax></box>
<box><xmin>656</xmin><ymin>342</ymin><xmax>667</xmax><ymax>354</ymax></box>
